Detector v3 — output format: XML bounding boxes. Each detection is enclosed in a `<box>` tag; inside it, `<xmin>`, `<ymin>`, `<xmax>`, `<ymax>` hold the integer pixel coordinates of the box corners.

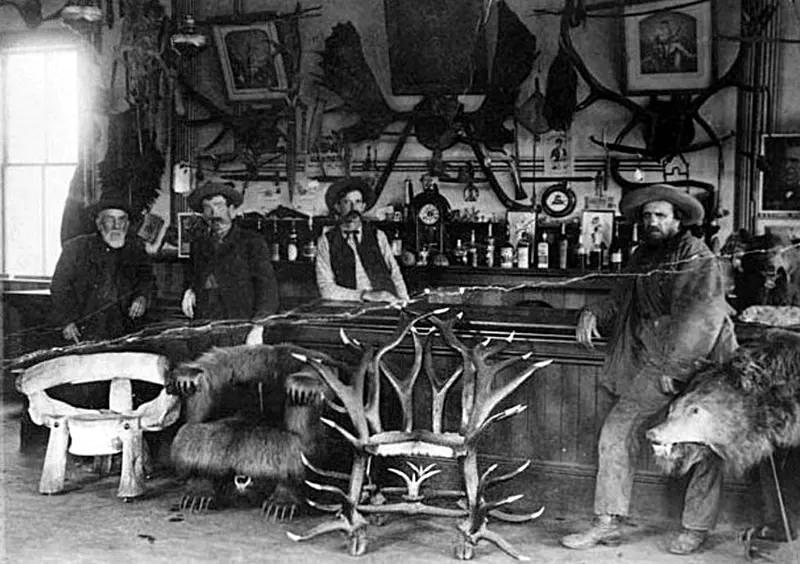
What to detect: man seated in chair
<box><xmin>315</xmin><ymin>177</ymin><xmax>409</xmax><ymax>303</ymax></box>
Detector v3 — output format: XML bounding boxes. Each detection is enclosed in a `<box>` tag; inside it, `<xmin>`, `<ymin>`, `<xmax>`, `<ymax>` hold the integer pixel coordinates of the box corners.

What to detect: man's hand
<box><xmin>362</xmin><ymin>290</ymin><xmax>398</xmax><ymax>303</ymax></box>
<box><xmin>62</xmin><ymin>322</ymin><xmax>81</xmax><ymax>343</ymax></box>
<box><xmin>576</xmin><ymin>310</ymin><xmax>601</xmax><ymax>349</ymax></box>
<box><xmin>659</xmin><ymin>374</ymin><xmax>677</xmax><ymax>395</ymax></box>
<box><xmin>181</xmin><ymin>289</ymin><xmax>196</xmax><ymax>319</ymax></box>
<box><xmin>128</xmin><ymin>296</ymin><xmax>147</xmax><ymax>319</ymax></box>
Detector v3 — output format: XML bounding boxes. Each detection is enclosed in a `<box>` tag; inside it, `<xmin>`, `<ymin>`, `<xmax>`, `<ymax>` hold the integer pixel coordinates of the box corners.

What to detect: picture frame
<box><xmin>758</xmin><ymin>133</ymin><xmax>800</xmax><ymax>214</ymax></box>
<box><xmin>755</xmin><ymin>217</ymin><xmax>800</xmax><ymax>240</ymax></box>
<box><xmin>623</xmin><ymin>0</ymin><xmax>714</xmax><ymax>94</ymax></box>
<box><xmin>212</xmin><ymin>23</ymin><xmax>288</xmax><ymax>102</ymax></box>
<box><xmin>580</xmin><ymin>210</ymin><xmax>615</xmax><ymax>250</ymax></box>
<box><xmin>542</xmin><ymin>130</ymin><xmax>573</xmax><ymax>177</ymax></box>
<box><xmin>177</xmin><ymin>212</ymin><xmax>206</xmax><ymax>258</ymax></box>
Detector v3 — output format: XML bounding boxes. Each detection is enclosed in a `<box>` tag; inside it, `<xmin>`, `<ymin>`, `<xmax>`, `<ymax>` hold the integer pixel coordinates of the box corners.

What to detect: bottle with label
<box><xmin>302</xmin><ymin>217</ymin><xmax>317</xmax><ymax>261</ymax></box>
<box><xmin>536</xmin><ymin>230</ymin><xmax>550</xmax><ymax>270</ymax></box>
<box><xmin>589</xmin><ymin>231</ymin><xmax>601</xmax><ymax>270</ymax></box>
<box><xmin>453</xmin><ymin>238</ymin><xmax>467</xmax><ymax>265</ymax></box>
<box><xmin>485</xmin><ymin>223</ymin><xmax>496</xmax><ymax>267</ymax></box>
<box><xmin>517</xmin><ymin>232</ymin><xmax>531</xmax><ymax>269</ymax></box>
<box><xmin>363</xmin><ymin>145</ymin><xmax>374</xmax><ymax>171</ymax></box>
<box><xmin>576</xmin><ymin>238</ymin><xmax>587</xmax><ymax>271</ymax></box>
<box><xmin>558</xmin><ymin>222</ymin><xmax>569</xmax><ymax>270</ymax></box>
<box><xmin>609</xmin><ymin>219</ymin><xmax>622</xmax><ymax>272</ymax></box>
<box><xmin>391</xmin><ymin>228</ymin><xmax>403</xmax><ymax>257</ymax></box>
<box><xmin>500</xmin><ymin>233</ymin><xmax>514</xmax><ymax>269</ymax></box>
<box><xmin>467</xmin><ymin>229</ymin><xmax>478</xmax><ymax>267</ymax></box>
<box><xmin>269</xmin><ymin>218</ymin><xmax>280</xmax><ymax>262</ymax></box>
<box><xmin>286</xmin><ymin>219</ymin><xmax>299</xmax><ymax>262</ymax></box>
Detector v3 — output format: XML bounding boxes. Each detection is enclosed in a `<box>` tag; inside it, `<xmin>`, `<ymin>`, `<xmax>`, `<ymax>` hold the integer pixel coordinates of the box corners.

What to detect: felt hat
<box><xmin>325</xmin><ymin>177</ymin><xmax>376</xmax><ymax>213</ymax></box>
<box><xmin>187</xmin><ymin>181</ymin><xmax>243</xmax><ymax>212</ymax></box>
<box><xmin>89</xmin><ymin>195</ymin><xmax>132</xmax><ymax>217</ymax></box>
<box><xmin>619</xmin><ymin>183</ymin><xmax>705</xmax><ymax>226</ymax></box>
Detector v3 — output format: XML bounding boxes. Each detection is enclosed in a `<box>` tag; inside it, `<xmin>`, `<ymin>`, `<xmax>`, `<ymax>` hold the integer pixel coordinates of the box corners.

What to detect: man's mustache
<box><xmin>344</xmin><ymin>210</ymin><xmax>361</xmax><ymax>221</ymax></box>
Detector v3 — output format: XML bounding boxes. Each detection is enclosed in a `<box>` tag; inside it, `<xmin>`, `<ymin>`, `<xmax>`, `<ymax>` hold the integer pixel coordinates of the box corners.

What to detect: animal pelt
<box><xmin>647</xmin><ymin>329</ymin><xmax>800</xmax><ymax>477</ymax></box>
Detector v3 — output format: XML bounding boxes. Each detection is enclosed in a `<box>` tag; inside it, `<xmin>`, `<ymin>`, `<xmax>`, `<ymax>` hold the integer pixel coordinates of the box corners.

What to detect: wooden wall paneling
<box><xmin>539</xmin><ymin>362</ymin><xmax>563</xmax><ymax>462</ymax></box>
<box><xmin>558</xmin><ymin>361</ymin><xmax>579</xmax><ymax>464</ymax></box>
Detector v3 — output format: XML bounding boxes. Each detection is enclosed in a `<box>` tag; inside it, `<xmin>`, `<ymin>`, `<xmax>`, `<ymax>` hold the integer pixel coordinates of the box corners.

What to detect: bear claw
<box><xmin>262</xmin><ymin>500</ymin><xmax>297</xmax><ymax>522</ymax></box>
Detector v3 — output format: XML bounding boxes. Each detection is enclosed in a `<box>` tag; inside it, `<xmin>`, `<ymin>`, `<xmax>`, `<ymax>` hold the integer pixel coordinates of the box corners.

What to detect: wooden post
<box><xmin>39</xmin><ymin>418</ymin><xmax>69</xmax><ymax>494</ymax></box>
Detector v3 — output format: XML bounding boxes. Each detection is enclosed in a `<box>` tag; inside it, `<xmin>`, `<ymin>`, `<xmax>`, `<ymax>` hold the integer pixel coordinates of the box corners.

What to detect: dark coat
<box><xmin>50</xmin><ymin>233</ymin><xmax>155</xmax><ymax>339</ymax></box>
<box><xmin>188</xmin><ymin>225</ymin><xmax>278</xmax><ymax>320</ymax></box>
<box><xmin>586</xmin><ymin>230</ymin><xmax>737</xmax><ymax>394</ymax></box>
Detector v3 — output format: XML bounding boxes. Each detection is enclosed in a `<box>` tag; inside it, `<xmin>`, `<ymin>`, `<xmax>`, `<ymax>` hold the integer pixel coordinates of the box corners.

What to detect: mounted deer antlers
<box><xmin>559</xmin><ymin>0</ymin><xmax>776</xmax><ymax>162</ymax></box>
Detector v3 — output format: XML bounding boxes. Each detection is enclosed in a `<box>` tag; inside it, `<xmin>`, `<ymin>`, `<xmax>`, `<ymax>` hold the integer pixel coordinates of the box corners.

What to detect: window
<box><xmin>1</xmin><ymin>46</ymin><xmax>79</xmax><ymax>278</ymax></box>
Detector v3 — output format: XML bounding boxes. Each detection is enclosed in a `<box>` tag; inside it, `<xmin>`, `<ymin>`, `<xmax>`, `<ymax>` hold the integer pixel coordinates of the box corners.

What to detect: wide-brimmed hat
<box><xmin>619</xmin><ymin>184</ymin><xmax>705</xmax><ymax>226</ymax></box>
<box><xmin>187</xmin><ymin>181</ymin><xmax>243</xmax><ymax>212</ymax></box>
<box><xmin>89</xmin><ymin>195</ymin><xmax>131</xmax><ymax>217</ymax></box>
<box><xmin>325</xmin><ymin>177</ymin><xmax>376</xmax><ymax>213</ymax></box>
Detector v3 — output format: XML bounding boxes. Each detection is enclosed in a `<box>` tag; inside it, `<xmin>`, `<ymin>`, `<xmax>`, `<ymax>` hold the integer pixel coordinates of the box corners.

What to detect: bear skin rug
<box><xmin>168</xmin><ymin>343</ymin><xmax>332</xmax><ymax>520</ymax></box>
<box><xmin>646</xmin><ymin>328</ymin><xmax>800</xmax><ymax>478</ymax></box>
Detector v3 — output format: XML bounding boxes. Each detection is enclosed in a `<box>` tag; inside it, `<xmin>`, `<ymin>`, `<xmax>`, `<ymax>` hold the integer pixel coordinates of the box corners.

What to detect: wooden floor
<box><xmin>3</xmin><ymin>397</ymin><xmax>795</xmax><ymax>564</ymax></box>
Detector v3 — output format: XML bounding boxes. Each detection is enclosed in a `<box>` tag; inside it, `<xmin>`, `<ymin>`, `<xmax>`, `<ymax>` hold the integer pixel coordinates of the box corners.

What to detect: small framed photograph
<box><xmin>623</xmin><ymin>0</ymin><xmax>714</xmax><ymax>94</ymax></box>
<box><xmin>543</xmin><ymin>130</ymin><xmax>573</xmax><ymax>177</ymax></box>
<box><xmin>177</xmin><ymin>213</ymin><xmax>206</xmax><ymax>258</ymax></box>
<box><xmin>581</xmin><ymin>210</ymin><xmax>615</xmax><ymax>250</ymax></box>
<box><xmin>758</xmin><ymin>133</ymin><xmax>800</xmax><ymax>214</ymax></box>
<box><xmin>212</xmin><ymin>23</ymin><xmax>288</xmax><ymax>102</ymax></box>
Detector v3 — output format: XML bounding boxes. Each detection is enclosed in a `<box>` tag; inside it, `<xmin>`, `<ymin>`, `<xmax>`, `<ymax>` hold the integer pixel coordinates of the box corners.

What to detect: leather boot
<box><xmin>668</xmin><ymin>528</ymin><xmax>708</xmax><ymax>555</ymax></box>
<box><xmin>560</xmin><ymin>514</ymin><xmax>622</xmax><ymax>549</ymax></box>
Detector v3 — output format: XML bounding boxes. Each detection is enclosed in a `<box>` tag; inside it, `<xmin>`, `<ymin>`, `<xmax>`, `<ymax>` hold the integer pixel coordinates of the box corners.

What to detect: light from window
<box><xmin>2</xmin><ymin>47</ymin><xmax>78</xmax><ymax>277</ymax></box>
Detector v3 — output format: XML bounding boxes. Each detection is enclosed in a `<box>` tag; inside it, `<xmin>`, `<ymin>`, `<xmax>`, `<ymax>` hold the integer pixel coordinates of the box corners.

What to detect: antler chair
<box><xmin>15</xmin><ymin>351</ymin><xmax>180</xmax><ymax>499</ymax></box>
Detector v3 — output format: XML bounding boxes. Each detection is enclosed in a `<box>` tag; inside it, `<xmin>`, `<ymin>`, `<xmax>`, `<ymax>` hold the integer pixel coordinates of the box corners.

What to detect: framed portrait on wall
<box><xmin>212</xmin><ymin>23</ymin><xmax>288</xmax><ymax>101</ymax></box>
<box><xmin>177</xmin><ymin>212</ymin><xmax>206</xmax><ymax>258</ymax></box>
<box><xmin>623</xmin><ymin>0</ymin><xmax>714</xmax><ymax>93</ymax></box>
<box><xmin>580</xmin><ymin>210</ymin><xmax>614</xmax><ymax>250</ymax></box>
<box><xmin>758</xmin><ymin>133</ymin><xmax>800</xmax><ymax>214</ymax></box>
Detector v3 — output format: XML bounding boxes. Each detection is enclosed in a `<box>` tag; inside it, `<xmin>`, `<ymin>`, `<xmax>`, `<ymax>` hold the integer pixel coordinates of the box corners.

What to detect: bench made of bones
<box><xmin>287</xmin><ymin>307</ymin><xmax>553</xmax><ymax>561</ymax></box>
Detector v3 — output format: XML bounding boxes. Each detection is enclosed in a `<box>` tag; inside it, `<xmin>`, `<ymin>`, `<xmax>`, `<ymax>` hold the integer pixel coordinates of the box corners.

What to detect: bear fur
<box><xmin>646</xmin><ymin>329</ymin><xmax>800</xmax><ymax>478</ymax></box>
<box><xmin>168</xmin><ymin>343</ymin><xmax>331</xmax><ymax>516</ymax></box>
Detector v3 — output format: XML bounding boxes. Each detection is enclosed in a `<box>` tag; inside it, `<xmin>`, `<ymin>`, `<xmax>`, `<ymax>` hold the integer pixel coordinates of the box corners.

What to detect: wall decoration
<box><xmin>177</xmin><ymin>212</ymin><xmax>206</xmax><ymax>258</ymax></box>
<box><xmin>758</xmin><ymin>133</ymin><xmax>800</xmax><ymax>214</ymax></box>
<box><xmin>580</xmin><ymin>210</ymin><xmax>614</xmax><ymax>250</ymax></box>
<box><xmin>543</xmin><ymin>130</ymin><xmax>573</xmax><ymax>176</ymax></box>
<box><xmin>623</xmin><ymin>0</ymin><xmax>714</xmax><ymax>93</ymax></box>
<box><xmin>540</xmin><ymin>183</ymin><xmax>577</xmax><ymax>218</ymax></box>
<box><xmin>755</xmin><ymin>217</ymin><xmax>800</xmax><ymax>240</ymax></box>
<box><xmin>213</xmin><ymin>23</ymin><xmax>288</xmax><ymax>101</ymax></box>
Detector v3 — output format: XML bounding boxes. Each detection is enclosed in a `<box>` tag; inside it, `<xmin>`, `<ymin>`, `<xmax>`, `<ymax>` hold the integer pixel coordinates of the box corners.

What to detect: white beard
<box><xmin>102</xmin><ymin>230</ymin><xmax>126</xmax><ymax>248</ymax></box>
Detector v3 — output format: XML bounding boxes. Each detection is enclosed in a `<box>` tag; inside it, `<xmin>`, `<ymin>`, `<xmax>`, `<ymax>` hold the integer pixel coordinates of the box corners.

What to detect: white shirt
<box><xmin>315</xmin><ymin>224</ymin><xmax>409</xmax><ymax>301</ymax></box>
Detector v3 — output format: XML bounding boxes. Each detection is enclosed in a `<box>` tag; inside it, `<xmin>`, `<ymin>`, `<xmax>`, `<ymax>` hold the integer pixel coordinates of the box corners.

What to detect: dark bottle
<box><xmin>363</xmin><ymin>145</ymin><xmax>374</xmax><ymax>171</ymax></box>
<box><xmin>557</xmin><ymin>222</ymin><xmax>569</xmax><ymax>270</ymax></box>
<box><xmin>609</xmin><ymin>219</ymin><xmax>622</xmax><ymax>272</ymax></box>
<box><xmin>403</xmin><ymin>177</ymin><xmax>414</xmax><ymax>221</ymax></box>
<box><xmin>628</xmin><ymin>222</ymin><xmax>640</xmax><ymax>262</ymax></box>
<box><xmin>286</xmin><ymin>219</ymin><xmax>299</xmax><ymax>262</ymax></box>
<box><xmin>589</xmin><ymin>231</ymin><xmax>601</xmax><ymax>270</ymax></box>
<box><xmin>302</xmin><ymin>217</ymin><xmax>317</xmax><ymax>261</ymax></box>
<box><xmin>269</xmin><ymin>219</ymin><xmax>280</xmax><ymax>262</ymax></box>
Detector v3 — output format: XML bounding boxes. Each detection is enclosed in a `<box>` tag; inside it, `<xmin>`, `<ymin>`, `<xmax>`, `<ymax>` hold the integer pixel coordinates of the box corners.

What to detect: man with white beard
<box><xmin>50</xmin><ymin>196</ymin><xmax>154</xmax><ymax>343</ymax></box>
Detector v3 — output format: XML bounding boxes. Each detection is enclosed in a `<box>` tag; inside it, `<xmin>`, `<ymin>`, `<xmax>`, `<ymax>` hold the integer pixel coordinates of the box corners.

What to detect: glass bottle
<box><xmin>302</xmin><ymin>217</ymin><xmax>317</xmax><ymax>261</ymax></box>
<box><xmin>286</xmin><ymin>219</ymin><xmax>299</xmax><ymax>262</ymax></box>
<box><xmin>609</xmin><ymin>219</ymin><xmax>622</xmax><ymax>272</ymax></box>
<box><xmin>536</xmin><ymin>230</ymin><xmax>550</xmax><ymax>270</ymax></box>
<box><xmin>485</xmin><ymin>223</ymin><xmax>496</xmax><ymax>267</ymax></box>
<box><xmin>467</xmin><ymin>229</ymin><xmax>478</xmax><ymax>267</ymax></box>
<box><xmin>269</xmin><ymin>219</ymin><xmax>280</xmax><ymax>262</ymax></box>
<box><xmin>558</xmin><ymin>222</ymin><xmax>569</xmax><ymax>270</ymax></box>
<box><xmin>576</xmin><ymin>238</ymin><xmax>587</xmax><ymax>271</ymax></box>
<box><xmin>589</xmin><ymin>231</ymin><xmax>601</xmax><ymax>270</ymax></box>
<box><xmin>500</xmin><ymin>231</ymin><xmax>514</xmax><ymax>269</ymax></box>
<box><xmin>391</xmin><ymin>228</ymin><xmax>403</xmax><ymax>257</ymax></box>
<box><xmin>453</xmin><ymin>238</ymin><xmax>467</xmax><ymax>265</ymax></box>
<box><xmin>628</xmin><ymin>222</ymin><xmax>640</xmax><ymax>262</ymax></box>
<box><xmin>517</xmin><ymin>232</ymin><xmax>531</xmax><ymax>269</ymax></box>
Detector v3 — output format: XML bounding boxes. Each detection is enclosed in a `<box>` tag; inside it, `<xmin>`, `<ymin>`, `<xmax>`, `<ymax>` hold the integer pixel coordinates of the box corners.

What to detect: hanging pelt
<box><xmin>543</xmin><ymin>45</ymin><xmax>578</xmax><ymax>132</ymax></box>
<box><xmin>470</xmin><ymin>0</ymin><xmax>538</xmax><ymax>151</ymax></box>
<box><xmin>168</xmin><ymin>344</ymin><xmax>336</xmax><ymax>518</ymax></box>
<box><xmin>316</xmin><ymin>22</ymin><xmax>397</xmax><ymax>143</ymax></box>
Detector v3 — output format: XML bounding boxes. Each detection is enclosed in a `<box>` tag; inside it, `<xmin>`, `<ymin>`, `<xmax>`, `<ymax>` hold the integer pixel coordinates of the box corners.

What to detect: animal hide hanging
<box><xmin>317</xmin><ymin>22</ymin><xmax>397</xmax><ymax>143</ymax></box>
<box><xmin>470</xmin><ymin>0</ymin><xmax>538</xmax><ymax>151</ymax></box>
<box><xmin>543</xmin><ymin>46</ymin><xmax>578</xmax><ymax>132</ymax></box>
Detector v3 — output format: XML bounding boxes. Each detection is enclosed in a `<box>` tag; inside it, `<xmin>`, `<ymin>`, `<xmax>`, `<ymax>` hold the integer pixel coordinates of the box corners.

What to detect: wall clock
<box><xmin>540</xmin><ymin>183</ymin><xmax>577</xmax><ymax>218</ymax></box>
<box><xmin>411</xmin><ymin>179</ymin><xmax>451</xmax><ymax>254</ymax></box>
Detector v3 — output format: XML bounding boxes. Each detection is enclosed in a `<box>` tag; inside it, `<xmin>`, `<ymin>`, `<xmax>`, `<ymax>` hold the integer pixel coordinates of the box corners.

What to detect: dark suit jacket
<box><xmin>50</xmin><ymin>233</ymin><xmax>154</xmax><ymax>339</ymax></box>
<box><xmin>188</xmin><ymin>225</ymin><xmax>278</xmax><ymax>320</ymax></box>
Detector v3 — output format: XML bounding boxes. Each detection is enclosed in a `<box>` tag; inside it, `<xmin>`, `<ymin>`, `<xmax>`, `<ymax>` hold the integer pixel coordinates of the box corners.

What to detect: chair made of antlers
<box><xmin>287</xmin><ymin>308</ymin><xmax>552</xmax><ymax>560</ymax></box>
<box><xmin>16</xmin><ymin>351</ymin><xmax>181</xmax><ymax>499</ymax></box>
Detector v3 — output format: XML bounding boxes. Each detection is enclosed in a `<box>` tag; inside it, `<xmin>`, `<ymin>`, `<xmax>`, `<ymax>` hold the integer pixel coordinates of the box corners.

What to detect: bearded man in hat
<box><xmin>181</xmin><ymin>181</ymin><xmax>278</xmax><ymax>322</ymax></box>
<box><xmin>560</xmin><ymin>184</ymin><xmax>737</xmax><ymax>555</ymax></box>
<box><xmin>315</xmin><ymin>177</ymin><xmax>408</xmax><ymax>302</ymax></box>
<box><xmin>51</xmin><ymin>195</ymin><xmax>154</xmax><ymax>343</ymax></box>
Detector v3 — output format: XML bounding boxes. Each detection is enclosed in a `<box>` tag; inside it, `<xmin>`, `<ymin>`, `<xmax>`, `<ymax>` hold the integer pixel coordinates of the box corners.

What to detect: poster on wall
<box><xmin>542</xmin><ymin>130</ymin><xmax>573</xmax><ymax>177</ymax></box>
<box><xmin>758</xmin><ymin>133</ymin><xmax>800</xmax><ymax>214</ymax></box>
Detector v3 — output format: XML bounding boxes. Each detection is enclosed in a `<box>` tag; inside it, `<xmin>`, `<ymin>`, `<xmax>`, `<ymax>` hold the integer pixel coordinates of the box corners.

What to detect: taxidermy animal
<box><xmin>169</xmin><ymin>344</ymin><xmax>332</xmax><ymax>520</ymax></box>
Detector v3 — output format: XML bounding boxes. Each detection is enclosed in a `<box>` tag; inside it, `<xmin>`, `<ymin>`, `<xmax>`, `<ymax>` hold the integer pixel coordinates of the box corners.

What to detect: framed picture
<box><xmin>623</xmin><ymin>0</ymin><xmax>714</xmax><ymax>94</ymax></box>
<box><xmin>755</xmin><ymin>217</ymin><xmax>800</xmax><ymax>240</ymax></box>
<box><xmin>212</xmin><ymin>23</ymin><xmax>288</xmax><ymax>101</ymax></box>
<box><xmin>177</xmin><ymin>212</ymin><xmax>206</xmax><ymax>258</ymax></box>
<box><xmin>581</xmin><ymin>210</ymin><xmax>614</xmax><ymax>250</ymax></box>
<box><xmin>758</xmin><ymin>134</ymin><xmax>800</xmax><ymax>214</ymax></box>
<box><xmin>543</xmin><ymin>130</ymin><xmax>573</xmax><ymax>177</ymax></box>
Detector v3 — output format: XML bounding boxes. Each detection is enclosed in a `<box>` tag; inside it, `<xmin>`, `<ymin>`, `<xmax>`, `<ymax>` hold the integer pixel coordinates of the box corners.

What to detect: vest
<box><xmin>326</xmin><ymin>223</ymin><xmax>396</xmax><ymax>294</ymax></box>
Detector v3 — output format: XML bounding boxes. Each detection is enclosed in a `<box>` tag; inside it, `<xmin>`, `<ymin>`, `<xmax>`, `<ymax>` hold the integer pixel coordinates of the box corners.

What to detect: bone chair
<box><xmin>16</xmin><ymin>352</ymin><xmax>180</xmax><ymax>499</ymax></box>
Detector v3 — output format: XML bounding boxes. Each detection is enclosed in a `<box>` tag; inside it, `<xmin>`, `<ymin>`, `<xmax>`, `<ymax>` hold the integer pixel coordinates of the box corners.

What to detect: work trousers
<box><xmin>594</xmin><ymin>373</ymin><xmax>723</xmax><ymax>530</ymax></box>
